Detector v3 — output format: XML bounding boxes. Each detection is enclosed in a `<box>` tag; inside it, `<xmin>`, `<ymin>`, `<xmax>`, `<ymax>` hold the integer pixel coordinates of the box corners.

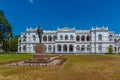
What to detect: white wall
<box><xmin>18</xmin><ymin>27</ymin><xmax>120</xmax><ymax>54</ymax></box>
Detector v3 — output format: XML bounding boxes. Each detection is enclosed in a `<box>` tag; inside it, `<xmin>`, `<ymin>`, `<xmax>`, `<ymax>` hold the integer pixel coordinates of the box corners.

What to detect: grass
<box><xmin>0</xmin><ymin>53</ymin><xmax>33</xmax><ymax>63</ymax></box>
<box><xmin>0</xmin><ymin>54</ymin><xmax>120</xmax><ymax>80</ymax></box>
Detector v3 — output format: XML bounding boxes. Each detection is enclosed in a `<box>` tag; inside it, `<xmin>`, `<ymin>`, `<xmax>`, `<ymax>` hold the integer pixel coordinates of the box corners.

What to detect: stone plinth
<box><xmin>34</xmin><ymin>44</ymin><xmax>46</xmax><ymax>58</ymax></box>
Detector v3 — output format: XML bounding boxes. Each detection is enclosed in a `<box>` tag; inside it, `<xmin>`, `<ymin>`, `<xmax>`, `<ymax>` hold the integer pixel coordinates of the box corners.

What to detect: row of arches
<box><xmin>76</xmin><ymin>45</ymin><xmax>90</xmax><ymax>51</ymax></box>
<box><xmin>43</xmin><ymin>35</ymin><xmax>91</xmax><ymax>41</ymax></box>
<box><xmin>57</xmin><ymin>44</ymin><xmax>73</xmax><ymax>52</ymax></box>
<box><xmin>43</xmin><ymin>36</ymin><xmax>57</xmax><ymax>41</ymax></box>
<box><xmin>60</xmin><ymin>35</ymin><xmax>74</xmax><ymax>40</ymax></box>
<box><xmin>19</xmin><ymin>45</ymin><xmax>120</xmax><ymax>53</ymax></box>
<box><xmin>45</xmin><ymin>45</ymin><xmax>91</xmax><ymax>52</ymax></box>
<box><xmin>76</xmin><ymin>35</ymin><xmax>91</xmax><ymax>41</ymax></box>
<box><xmin>43</xmin><ymin>34</ymin><xmax>116</xmax><ymax>42</ymax></box>
<box><xmin>114</xmin><ymin>47</ymin><xmax>120</xmax><ymax>52</ymax></box>
<box><xmin>22</xmin><ymin>35</ymin><xmax>36</xmax><ymax>42</ymax></box>
<box><xmin>43</xmin><ymin>34</ymin><xmax>102</xmax><ymax>41</ymax></box>
<box><xmin>21</xmin><ymin>35</ymin><xmax>91</xmax><ymax>42</ymax></box>
<box><xmin>43</xmin><ymin>45</ymin><xmax>74</xmax><ymax>52</ymax></box>
<box><xmin>21</xmin><ymin>34</ymin><xmax>115</xmax><ymax>42</ymax></box>
<box><xmin>114</xmin><ymin>39</ymin><xmax>120</xmax><ymax>43</ymax></box>
<box><xmin>20</xmin><ymin>44</ymin><xmax>94</xmax><ymax>52</ymax></box>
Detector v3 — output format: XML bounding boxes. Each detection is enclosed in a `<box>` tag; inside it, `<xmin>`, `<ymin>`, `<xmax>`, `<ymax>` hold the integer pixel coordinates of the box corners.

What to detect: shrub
<box><xmin>108</xmin><ymin>47</ymin><xmax>113</xmax><ymax>54</ymax></box>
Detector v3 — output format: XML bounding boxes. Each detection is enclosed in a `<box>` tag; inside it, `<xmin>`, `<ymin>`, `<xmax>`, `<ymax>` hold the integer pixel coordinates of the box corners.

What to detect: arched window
<box><xmin>33</xmin><ymin>45</ymin><xmax>35</xmax><ymax>51</ymax></box>
<box><xmin>45</xmin><ymin>46</ymin><xmax>47</xmax><ymax>51</ymax></box>
<box><xmin>109</xmin><ymin>35</ymin><xmax>113</xmax><ymax>41</ymax></box>
<box><xmin>76</xmin><ymin>35</ymin><xmax>80</xmax><ymax>41</ymax></box>
<box><xmin>19</xmin><ymin>39</ymin><xmax>21</xmax><ymax>43</ymax></box>
<box><xmin>65</xmin><ymin>35</ymin><xmax>68</xmax><ymax>40</ymax></box>
<box><xmin>114</xmin><ymin>47</ymin><xmax>117</xmax><ymax>51</ymax></box>
<box><xmin>69</xmin><ymin>44</ymin><xmax>73</xmax><ymax>52</ymax></box>
<box><xmin>63</xmin><ymin>44</ymin><xmax>67</xmax><ymax>52</ymax></box>
<box><xmin>76</xmin><ymin>45</ymin><xmax>80</xmax><ymax>51</ymax></box>
<box><xmin>48</xmin><ymin>36</ymin><xmax>52</xmax><ymax>41</ymax></box>
<box><xmin>81</xmin><ymin>35</ymin><xmax>85</xmax><ymax>41</ymax></box>
<box><xmin>19</xmin><ymin>47</ymin><xmax>21</xmax><ymax>51</ymax></box>
<box><xmin>57</xmin><ymin>45</ymin><xmax>61</xmax><ymax>52</ymax></box>
<box><xmin>70</xmin><ymin>35</ymin><xmax>73</xmax><ymax>40</ymax></box>
<box><xmin>48</xmin><ymin>45</ymin><xmax>52</xmax><ymax>51</ymax></box>
<box><xmin>114</xmin><ymin>39</ymin><xmax>117</xmax><ymax>43</ymax></box>
<box><xmin>23</xmin><ymin>45</ymin><xmax>26</xmax><ymax>51</ymax></box>
<box><xmin>81</xmin><ymin>45</ymin><xmax>85</xmax><ymax>51</ymax></box>
<box><xmin>43</xmin><ymin>36</ymin><xmax>47</xmax><ymax>41</ymax></box>
<box><xmin>60</xmin><ymin>35</ymin><xmax>63</xmax><ymax>40</ymax></box>
<box><xmin>118</xmin><ymin>47</ymin><xmax>120</xmax><ymax>52</ymax></box>
<box><xmin>98</xmin><ymin>34</ymin><xmax>102</xmax><ymax>41</ymax></box>
<box><xmin>33</xmin><ymin>35</ymin><xmax>36</xmax><ymax>41</ymax></box>
<box><xmin>118</xmin><ymin>39</ymin><xmax>120</xmax><ymax>43</ymax></box>
<box><xmin>98</xmin><ymin>44</ymin><xmax>102</xmax><ymax>51</ymax></box>
<box><xmin>53</xmin><ymin>36</ymin><xmax>57</xmax><ymax>41</ymax></box>
<box><xmin>87</xmin><ymin>45</ymin><xmax>90</xmax><ymax>51</ymax></box>
<box><xmin>86</xmin><ymin>35</ymin><xmax>90</xmax><ymax>41</ymax></box>
<box><xmin>23</xmin><ymin>36</ymin><xmax>26</xmax><ymax>42</ymax></box>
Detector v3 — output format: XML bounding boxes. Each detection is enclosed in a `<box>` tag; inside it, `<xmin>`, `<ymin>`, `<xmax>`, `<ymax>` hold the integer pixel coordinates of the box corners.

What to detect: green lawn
<box><xmin>0</xmin><ymin>54</ymin><xmax>120</xmax><ymax>80</ymax></box>
<box><xmin>0</xmin><ymin>53</ymin><xmax>33</xmax><ymax>63</ymax></box>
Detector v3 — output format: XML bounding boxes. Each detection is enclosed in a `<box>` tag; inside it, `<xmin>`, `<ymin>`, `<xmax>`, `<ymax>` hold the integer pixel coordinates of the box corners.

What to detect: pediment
<box><xmin>57</xmin><ymin>27</ymin><xmax>75</xmax><ymax>32</ymax></box>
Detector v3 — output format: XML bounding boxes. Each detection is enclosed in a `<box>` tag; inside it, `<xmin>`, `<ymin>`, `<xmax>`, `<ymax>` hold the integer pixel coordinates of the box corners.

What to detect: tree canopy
<box><xmin>0</xmin><ymin>10</ymin><xmax>13</xmax><ymax>52</ymax></box>
<box><xmin>2</xmin><ymin>36</ymin><xmax>18</xmax><ymax>52</ymax></box>
<box><xmin>0</xmin><ymin>10</ymin><xmax>12</xmax><ymax>41</ymax></box>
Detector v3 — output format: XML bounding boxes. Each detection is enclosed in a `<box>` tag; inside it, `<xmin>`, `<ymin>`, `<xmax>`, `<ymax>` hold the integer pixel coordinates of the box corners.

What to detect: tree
<box><xmin>2</xmin><ymin>36</ymin><xmax>18</xmax><ymax>52</ymax></box>
<box><xmin>108</xmin><ymin>46</ymin><xmax>113</xmax><ymax>54</ymax></box>
<box><xmin>2</xmin><ymin>40</ymin><xmax>9</xmax><ymax>52</ymax></box>
<box><xmin>0</xmin><ymin>10</ymin><xmax>12</xmax><ymax>39</ymax></box>
<box><xmin>0</xmin><ymin>10</ymin><xmax>13</xmax><ymax>52</ymax></box>
<box><xmin>8</xmin><ymin>36</ymin><xmax>18</xmax><ymax>52</ymax></box>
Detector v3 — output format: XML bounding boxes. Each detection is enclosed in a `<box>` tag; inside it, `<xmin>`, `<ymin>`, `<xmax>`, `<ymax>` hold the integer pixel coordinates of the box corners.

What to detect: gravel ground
<box><xmin>6</xmin><ymin>59</ymin><xmax>61</xmax><ymax>66</ymax></box>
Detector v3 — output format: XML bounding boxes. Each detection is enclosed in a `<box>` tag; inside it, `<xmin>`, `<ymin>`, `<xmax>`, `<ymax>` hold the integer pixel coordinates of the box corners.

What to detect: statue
<box><xmin>37</xmin><ymin>26</ymin><xmax>43</xmax><ymax>44</ymax></box>
<box><xmin>34</xmin><ymin>25</ymin><xmax>45</xmax><ymax>58</ymax></box>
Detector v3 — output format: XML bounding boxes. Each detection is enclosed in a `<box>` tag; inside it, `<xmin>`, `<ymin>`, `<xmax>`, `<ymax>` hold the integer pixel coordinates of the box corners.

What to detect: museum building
<box><xmin>18</xmin><ymin>26</ymin><xmax>120</xmax><ymax>54</ymax></box>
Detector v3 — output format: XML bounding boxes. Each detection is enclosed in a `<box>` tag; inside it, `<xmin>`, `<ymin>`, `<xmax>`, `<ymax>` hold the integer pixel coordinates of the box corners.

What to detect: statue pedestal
<box><xmin>34</xmin><ymin>44</ymin><xmax>46</xmax><ymax>58</ymax></box>
<box><xmin>24</xmin><ymin>44</ymin><xmax>51</xmax><ymax>63</ymax></box>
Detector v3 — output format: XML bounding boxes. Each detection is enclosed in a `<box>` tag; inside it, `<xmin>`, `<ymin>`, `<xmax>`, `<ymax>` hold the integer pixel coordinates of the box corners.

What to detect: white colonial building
<box><xmin>18</xmin><ymin>26</ymin><xmax>120</xmax><ymax>54</ymax></box>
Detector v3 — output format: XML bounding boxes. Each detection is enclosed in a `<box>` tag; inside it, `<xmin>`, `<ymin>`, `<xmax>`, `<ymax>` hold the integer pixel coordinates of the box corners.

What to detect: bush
<box><xmin>108</xmin><ymin>47</ymin><xmax>113</xmax><ymax>54</ymax></box>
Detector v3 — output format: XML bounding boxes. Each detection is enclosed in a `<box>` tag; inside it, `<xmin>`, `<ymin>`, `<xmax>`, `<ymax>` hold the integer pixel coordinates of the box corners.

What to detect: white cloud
<box><xmin>28</xmin><ymin>0</ymin><xmax>34</xmax><ymax>4</ymax></box>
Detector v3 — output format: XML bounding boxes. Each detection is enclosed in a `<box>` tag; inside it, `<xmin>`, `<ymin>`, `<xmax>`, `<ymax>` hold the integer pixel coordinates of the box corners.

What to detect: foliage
<box><xmin>0</xmin><ymin>10</ymin><xmax>13</xmax><ymax>51</ymax></box>
<box><xmin>8</xmin><ymin>36</ymin><xmax>18</xmax><ymax>52</ymax></box>
<box><xmin>1</xmin><ymin>40</ymin><xmax>9</xmax><ymax>52</ymax></box>
<box><xmin>108</xmin><ymin>46</ymin><xmax>113</xmax><ymax>54</ymax></box>
<box><xmin>1</xmin><ymin>36</ymin><xmax>18</xmax><ymax>52</ymax></box>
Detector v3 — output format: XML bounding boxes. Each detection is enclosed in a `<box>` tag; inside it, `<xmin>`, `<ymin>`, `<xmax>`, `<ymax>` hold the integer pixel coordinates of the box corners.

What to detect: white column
<box><xmin>117</xmin><ymin>47</ymin><xmax>118</xmax><ymax>54</ymax></box>
<box><xmin>74</xmin><ymin>45</ymin><xmax>76</xmax><ymax>53</ymax></box>
<box><xmin>46</xmin><ymin>35</ymin><xmax>48</xmax><ymax>42</ymax></box>
<box><xmin>55</xmin><ymin>44</ymin><xmax>57</xmax><ymax>53</ymax></box>
<box><xmin>61</xmin><ymin>44</ymin><xmax>63</xmax><ymax>53</ymax></box>
<box><xmin>67</xmin><ymin>45</ymin><xmax>69</xmax><ymax>53</ymax></box>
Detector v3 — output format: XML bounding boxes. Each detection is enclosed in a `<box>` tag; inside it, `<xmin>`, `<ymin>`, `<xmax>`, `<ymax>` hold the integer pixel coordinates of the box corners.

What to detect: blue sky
<box><xmin>0</xmin><ymin>0</ymin><xmax>120</xmax><ymax>35</ymax></box>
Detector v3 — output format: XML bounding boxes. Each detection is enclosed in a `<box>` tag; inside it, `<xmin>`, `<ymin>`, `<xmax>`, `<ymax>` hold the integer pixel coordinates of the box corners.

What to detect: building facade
<box><xmin>18</xmin><ymin>26</ymin><xmax>120</xmax><ymax>54</ymax></box>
